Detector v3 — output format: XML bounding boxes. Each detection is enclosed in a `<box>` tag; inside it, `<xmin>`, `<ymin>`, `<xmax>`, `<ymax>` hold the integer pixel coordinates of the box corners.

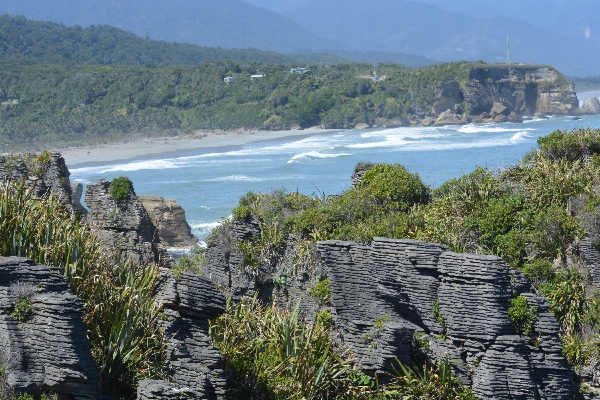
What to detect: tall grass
<box><xmin>0</xmin><ymin>182</ymin><xmax>165</xmax><ymax>397</ymax></box>
<box><xmin>210</xmin><ymin>296</ymin><xmax>475</xmax><ymax>399</ymax></box>
<box><xmin>210</xmin><ymin>295</ymin><xmax>351</xmax><ymax>399</ymax></box>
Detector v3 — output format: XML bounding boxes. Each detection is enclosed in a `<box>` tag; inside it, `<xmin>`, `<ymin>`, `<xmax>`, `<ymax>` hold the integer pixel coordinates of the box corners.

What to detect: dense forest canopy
<box><xmin>0</xmin><ymin>59</ymin><xmax>495</xmax><ymax>150</ymax></box>
<box><xmin>0</xmin><ymin>15</ymin><xmax>344</xmax><ymax>66</ymax></box>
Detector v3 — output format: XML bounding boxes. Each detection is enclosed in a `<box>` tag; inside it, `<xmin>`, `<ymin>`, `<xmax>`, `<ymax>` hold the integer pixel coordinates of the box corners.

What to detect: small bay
<box><xmin>70</xmin><ymin>114</ymin><xmax>600</xmax><ymax>240</ymax></box>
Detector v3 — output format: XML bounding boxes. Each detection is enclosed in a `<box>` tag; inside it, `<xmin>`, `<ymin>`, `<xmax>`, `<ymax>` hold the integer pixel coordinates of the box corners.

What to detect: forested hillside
<box><xmin>0</xmin><ymin>15</ymin><xmax>343</xmax><ymax>66</ymax></box>
<box><xmin>0</xmin><ymin>0</ymin><xmax>339</xmax><ymax>53</ymax></box>
<box><xmin>0</xmin><ymin>60</ymin><xmax>574</xmax><ymax>151</ymax></box>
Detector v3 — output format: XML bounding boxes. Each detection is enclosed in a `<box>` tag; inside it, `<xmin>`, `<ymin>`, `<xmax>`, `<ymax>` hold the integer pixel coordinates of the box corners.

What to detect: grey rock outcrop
<box><xmin>581</xmin><ymin>97</ymin><xmax>600</xmax><ymax>115</ymax></box>
<box><xmin>0</xmin><ymin>152</ymin><xmax>76</xmax><ymax>211</ymax></box>
<box><xmin>204</xmin><ymin>220</ymin><xmax>324</xmax><ymax>318</ymax></box>
<box><xmin>454</xmin><ymin>66</ymin><xmax>578</xmax><ymax>123</ymax></box>
<box><xmin>144</xmin><ymin>270</ymin><xmax>227</xmax><ymax>399</ymax></box>
<box><xmin>204</xmin><ymin>218</ymin><xmax>263</xmax><ymax>300</ymax></box>
<box><xmin>84</xmin><ymin>179</ymin><xmax>170</xmax><ymax>266</ymax></box>
<box><xmin>317</xmin><ymin>238</ymin><xmax>575</xmax><ymax>400</ymax></box>
<box><xmin>139</xmin><ymin>195</ymin><xmax>199</xmax><ymax>249</ymax></box>
<box><xmin>0</xmin><ymin>257</ymin><xmax>105</xmax><ymax>398</ymax></box>
<box><xmin>204</xmin><ymin>217</ymin><xmax>576</xmax><ymax>399</ymax></box>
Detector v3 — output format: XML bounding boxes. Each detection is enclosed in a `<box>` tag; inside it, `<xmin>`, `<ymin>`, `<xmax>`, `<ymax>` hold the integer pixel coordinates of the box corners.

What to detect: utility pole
<box><xmin>507</xmin><ymin>35</ymin><xmax>511</xmax><ymax>64</ymax></box>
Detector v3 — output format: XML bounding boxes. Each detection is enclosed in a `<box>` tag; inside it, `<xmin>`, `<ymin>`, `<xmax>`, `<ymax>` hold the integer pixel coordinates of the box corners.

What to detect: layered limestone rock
<box><xmin>0</xmin><ymin>152</ymin><xmax>76</xmax><ymax>210</ymax></box>
<box><xmin>145</xmin><ymin>270</ymin><xmax>227</xmax><ymax>399</ymax></box>
<box><xmin>582</xmin><ymin>97</ymin><xmax>600</xmax><ymax>115</ymax></box>
<box><xmin>433</xmin><ymin>65</ymin><xmax>579</xmax><ymax>125</ymax></box>
<box><xmin>317</xmin><ymin>238</ymin><xmax>575</xmax><ymax>400</ymax></box>
<box><xmin>204</xmin><ymin>219</ymin><xmax>324</xmax><ymax>316</ymax></box>
<box><xmin>139</xmin><ymin>195</ymin><xmax>198</xmax><ymax>248</ymax></box>
<box><xmin>0</xmin><ymin>257</ymin><xmax>105</xmax><ymax>398</ymax></box>
<box><xmin>84</xmin><ymin>179</ymin><xmax>170</xmax><ymax>266</ymax></box>
<box><xmin>205</xmin><ymin>219</ymin><xmax>577</xmax><ymax>399</ymax></box>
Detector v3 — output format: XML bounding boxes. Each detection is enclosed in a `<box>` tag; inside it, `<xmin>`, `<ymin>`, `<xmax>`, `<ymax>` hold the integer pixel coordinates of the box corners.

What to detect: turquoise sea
<box><xmin>70</xmin><ymin>113</ymin><xmax>600</xmax><ymax>241</ymax></box>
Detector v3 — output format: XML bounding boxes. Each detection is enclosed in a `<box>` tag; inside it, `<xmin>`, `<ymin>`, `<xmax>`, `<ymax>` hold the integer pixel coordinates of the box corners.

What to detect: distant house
<box><xmin>251</xmin><ymin>74</ymin><xmax>266</xmax><ymax>80</ymax></box>
<box><xmin>224</xmin><ymin>76</ymin><xmax>235</xmax><ymax>84</ymax></box>
<box><xmin>290</xmin><ymin>67</ymin><xmax>310</xmax><ymax>74</ymax></box>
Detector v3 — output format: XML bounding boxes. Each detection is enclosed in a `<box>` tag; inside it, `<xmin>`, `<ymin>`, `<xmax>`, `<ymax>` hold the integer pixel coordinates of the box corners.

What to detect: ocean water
<box><xmin>70</xmin><ymin>114</ymin><xmax>600</xmax><ymax>240</ymax></box>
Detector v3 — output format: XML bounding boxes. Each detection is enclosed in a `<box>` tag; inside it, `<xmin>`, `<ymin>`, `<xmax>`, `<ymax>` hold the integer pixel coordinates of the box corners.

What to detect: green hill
<box><xmin>0</xmin><ymin>15</ymin><xmax>343</xmax><ymax>66</ymax></box>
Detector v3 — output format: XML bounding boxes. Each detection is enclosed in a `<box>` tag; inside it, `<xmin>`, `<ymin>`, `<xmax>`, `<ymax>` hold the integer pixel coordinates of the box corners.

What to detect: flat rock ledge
<box><xmin>0</xmin><ymin>257</ymin><xmax>105</xmax><ymax>399</ymax></box>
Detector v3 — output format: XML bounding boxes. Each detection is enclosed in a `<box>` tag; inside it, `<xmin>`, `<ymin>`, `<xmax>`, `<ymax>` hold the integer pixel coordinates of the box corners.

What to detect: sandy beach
<box><xmin>55</xmin><ymin>129</ymin><xmax>336</xmax><ymax>167</ymax></box>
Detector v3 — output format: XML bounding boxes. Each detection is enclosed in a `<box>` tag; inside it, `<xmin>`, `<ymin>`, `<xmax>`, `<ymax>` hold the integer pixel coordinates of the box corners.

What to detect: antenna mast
<box><xmin>507</xmin><ymin>35</ymin><xmax>511</xmax><ymax>64</ymax></box>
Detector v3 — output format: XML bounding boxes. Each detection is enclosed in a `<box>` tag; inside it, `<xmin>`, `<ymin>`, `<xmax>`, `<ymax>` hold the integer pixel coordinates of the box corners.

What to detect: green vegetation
<box><xmin>0</xmin><ymin>56</ymin><xmax>528</xmax><ymax>151</ymax></box>
<box><xmin>0</xmin><ymin>15</ymin><xmax>342</xmax><ymax>67</ymax></box>
<box><xmin>10</xmin><ymin>295</ymin><xmax>33</xmax><ymax>322</ymax></box>
<box><xmin>432</xmin><ymin>300</ymin><xmax>445</xmax><ymax>327</ymax></box>
<box><xmin>0</xmin><ymin>181</ymin><xmax>165</xmax><ymax>397</ymax></box>
<box><xmin>210</xmin><ymin>296</ymin><xmax>473</xmax><ymax>399</ymax></box>
<box><xmin>221</xmin><ymin>127</ymin><xmax>600</xmax><ymax>389</ymax></box>
<box><xmin>172</xmin><ymin>246</ymin><xmax>206</xmax><ymax>277</ymax></box>
<box><xmin>310</xmin><ymin>277</ymin><xmax>332</xmax><ymax>306</ymax></box>
<box><xmin>110</xmin><ymin>176</ymin><xmax>134</xmax><ymax>202</ymax></box>
<box><xmin>210</xmin><ymin>296</ymin><xmax>350</xmax><ymax>399</ymax></box>
<box><xmin>508</xmin><ymin>296</ymin><xmax>538</xmax><ymax>335</ymax></box>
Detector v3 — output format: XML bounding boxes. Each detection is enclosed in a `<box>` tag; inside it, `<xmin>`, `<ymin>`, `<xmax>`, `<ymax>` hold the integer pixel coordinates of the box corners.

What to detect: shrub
<box><xmin>232</xmin><ymin>204</ymin><xmax>252</xmax><ymax>221</ymax></box>
<box><xmin>521</xmin><ymin>260</ymin><xmax>556</xmax><ymax>287</ymax></box>
<box><xmin>508</xmin><ymin>296</ymin><xmax>537</xmax><ymax>335</ymax></box>
<box><xmin>542</xmin><ymin>268</ymin><xmax>588</xmax><ymax>335</ymax></box>
<box><xmin>110</xmin><ymin>176</ymin><xmax>134</xmax><ymax>202</ymax></box>
<box><xmin>385</xmin><ymin>360</ymin><xmax>477</xmax><ymax>400</ymax></box>
<box><xmin>537</xmin><ymin>128</ymin><xmax>600</xmax><ymax>162</ymax></box>
<box><xmin>464</xmin><ymin>193</ymin><xmax>532</xmax><ymax>267</ymax></box>
<box><xmin>11</xmin><ymin>295</ymin><xmax>33</xmax><ymax>322</ymax></box>
<box><xmin>209</xmin><ymin>296</ymin><xmax>351</xmax><ymax>399</ymax></box>
<box><xmin>359</xmin><ymin>164</ymin><xmax>430</xmax><ymax>212</ymax></box>
<box><xmin>310</xmin><ymin>277</ymin><xmax>332</xmax><ymax>306</ymax></box>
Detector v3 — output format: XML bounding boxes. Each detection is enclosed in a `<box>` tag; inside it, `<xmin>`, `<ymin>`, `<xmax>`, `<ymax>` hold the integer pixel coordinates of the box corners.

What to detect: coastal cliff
<box><xmin>427</xmin><ymin>65</ymin><xmax>579</xmax><ymax>126</ymax></box>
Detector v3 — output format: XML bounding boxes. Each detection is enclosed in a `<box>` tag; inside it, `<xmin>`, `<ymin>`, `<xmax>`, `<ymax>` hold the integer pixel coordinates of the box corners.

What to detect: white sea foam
<box><xmin>190</xmin><ymin>221</ymin><xmax>222</xmax><ymax>231</ymax></box>
<box><xmin>458</xmin><ymin>125</ymin><xmax>536</xmax><ymax>134</ymax></box>
<box><xmin>287</xmin><ymin>151</ymin><xmax>349</xmax><ymax>163</ymax></box>
<box><xmin>208</xmin><ymin>175</ymin><xmax>265</xmax><ymax>182</ymax></box>
<box><xmin>510</xmin><ymin>131</ymin><xmax>531</xmax><ymax>142</ymax></box>
<box><xmin>70</xmin><ymin>159</ymin><xmax>181</xmax><ymax>174</ymax></box>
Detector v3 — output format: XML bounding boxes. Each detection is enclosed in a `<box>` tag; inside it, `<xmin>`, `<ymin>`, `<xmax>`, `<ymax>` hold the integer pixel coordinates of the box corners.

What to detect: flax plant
<box><xmin>210</xmin><ymin>295</ymin><xmax>350</xmax><ymax>399</ymax></box>
<box><xmin>0</xmin><ymin>182</ymin><xmax>165</xmax><ymax>397</ymax></box>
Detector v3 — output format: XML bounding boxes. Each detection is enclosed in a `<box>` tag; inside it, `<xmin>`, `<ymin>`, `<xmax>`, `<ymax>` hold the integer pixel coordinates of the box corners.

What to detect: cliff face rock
<box><xmin>0</xmin><ymin>153</ymin><xmax>76</xmax><ymax>210</ymax></box>
<box><xmin>204</xmin><ymin>219</ymin><xmax>576</xmax><ymax>398</ymax></box>
<box><xmin>138</xmin><ymin>196</ymin><xmax>199</xmax><ymax>249</ymax></box>
<box><xmin>581</xmin><ymin>97</ymin><xmax>600</xmax><ymax>115</ymax></box>
<box><xmin>204</xmin><ymin>218</ymin><xmax>263</xmax><ymax>300</ymax></box>
<box><xmin>142</xmin><ymin>270</ymin><xmax>227</xmax><ymax>399</ymax></box>
<box><xmin>84</xmin><ymin>179</ymin><xmax>170</xmax><ymax>266</ymax></box>
<box><xmin>204</xmin><ymin>220</ymin><xmax>324</xmax><ymax>318</ymax></box>
<box><xmin>0</xmin><ymin>257</ymin><xmax>105</xmax><ymax>398</ymax></box>
<box><xmin>433</xmin><ymin>66</ymin><xmax>579</xmax><ymax>125</ymax></box>
<box><xmin>317</xmin><ymin>238</ymin><xmax>575</xmax><ymax>400</ymax></box>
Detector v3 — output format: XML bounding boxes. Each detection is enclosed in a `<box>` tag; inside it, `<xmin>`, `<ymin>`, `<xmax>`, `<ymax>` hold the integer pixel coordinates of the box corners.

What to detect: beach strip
<box><xmin>56</xmin><ymin>129</ymin><xmax>338</xmax><ymax>167</ymax></box>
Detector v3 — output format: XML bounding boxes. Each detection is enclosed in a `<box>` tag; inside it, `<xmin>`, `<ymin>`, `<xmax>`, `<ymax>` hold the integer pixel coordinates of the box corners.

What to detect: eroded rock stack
<box><xmin>139</xmin><ymin>195</ymin><xmax>199</xmax><ymax>249</ymax></box>
<box><xmin>140</xmin><ymin>270</ymin><xmax>227</xmax><ymax>399</ymax></box>
<box><xmin>84</xmin><ymin>179</ymin><xmax>170</xmax><ymax>266</ymax></box>
<box><xmin>0</xmin><ymin>257</ymin><xmax>105</xmax><ymax>399</ymax></box>
<box><xmin>0</xmin><ymin>152</ymin><xmax>76</xmax><ymax>211</ymax></box>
